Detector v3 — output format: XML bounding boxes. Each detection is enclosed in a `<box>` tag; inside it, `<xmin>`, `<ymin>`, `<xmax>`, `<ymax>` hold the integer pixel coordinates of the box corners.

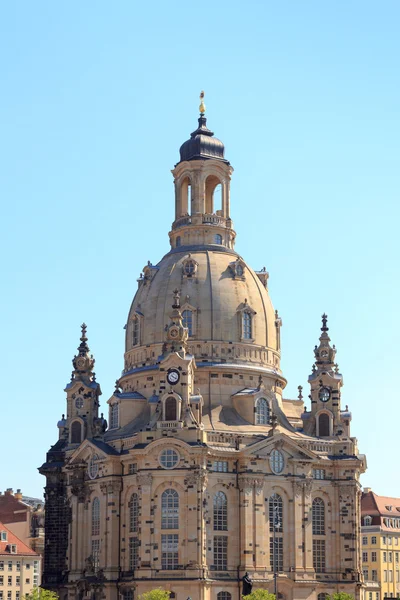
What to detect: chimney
<box><xmin>15</xmin><ymin>490</ymin><xmax>22</xmax><ymax>500</ymax></box>
<box><xmin>5</xmin><ymin>489</ymin><xmax>13</xmax><ymax>495</ymax></box>
<box><xmin>363</xmin><ymin>487</ymin><xmax>372</xmax><ymax>494</ymax></box>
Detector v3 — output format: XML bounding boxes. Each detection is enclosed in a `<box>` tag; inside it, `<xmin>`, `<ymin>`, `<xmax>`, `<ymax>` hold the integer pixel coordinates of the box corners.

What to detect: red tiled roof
<box><xmin>361</xmin><ymin>491</ymin><xmax>400</xmax><ymax>531</ymax></box>
<box><xmin>0</xmin><ymin>522</ymin><xmax>38</xmax><ymax>556</ymax></box>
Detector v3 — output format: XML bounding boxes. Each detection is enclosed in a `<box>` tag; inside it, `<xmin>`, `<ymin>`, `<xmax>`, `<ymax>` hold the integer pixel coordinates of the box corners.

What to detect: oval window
<box><xmin>269</xmin><ymin>449</ymin><xmax>284</xmax><ymax>474</ymax></box>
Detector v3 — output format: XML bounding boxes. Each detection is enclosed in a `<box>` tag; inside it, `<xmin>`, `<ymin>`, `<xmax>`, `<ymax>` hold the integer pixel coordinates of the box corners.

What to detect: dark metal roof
<box><xmin>178</xmin><ymin>116</ymin><xmax>228</xmax><ymax>164</ymax></box>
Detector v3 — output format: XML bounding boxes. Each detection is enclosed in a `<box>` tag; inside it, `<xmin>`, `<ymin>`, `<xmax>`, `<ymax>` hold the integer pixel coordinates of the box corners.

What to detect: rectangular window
<box><xmin>212</xmin><ymin>461</ymin><xmax>228</xmax><ymax>472</ymax></box>
<box><xmin>25</xmin><ymin>579</ymin><xmax>30</xmax><ymax>585</ymax></box>
<box><xmin>363</xmin><ymin>568</ymin><xmax>368</xmax><ymax>580</ymax></box>
<box><xmin>128</xmin><ymin>463</ymin><xmax>137</xmax><ymax>475</ymax></box>
<box><xmin>372</xmin><ymin>536</ymin><xmax>377</xmax><ymax>545</ymax></box>
<box><xmin>395</xmin><ymin>538</ymin><xmax>399</xmax><ymax>546</ymax></box>
<box><xmin>369</xmin><ymin>593</ymin><xmax>372</xmax><ymax>600</ymax></box>
<box><xmin>396</xmin><ymin>552</ymin><xmax>399</xmax><ymax>563</ymax></box>
<box><xmin>383</xmin><ymin>536</ymin><xmax>387</xmax><ymax>544</ymax></box>
<box><xmin>0</xmin><ymin>564</ymin><xmax>2</xmax><ymax>572</ymax></box>
<box><xmin>15</xmin><ymin>563</ymin><xmax>19</xmax><ymax>572</ymax></box>
<box><xmin>372</xmin><ymin>551</ymin><xmax>377</xmax><ymax>562</ymax></box>
<box><xmin>313</xmin><ymin>539</ymin><xmax>326</xmax><ymax>573</ymax></box>
<box><xmin>384</xmin><ymin>570</ymin><xmax>388</xmax><ymax>582</ymax></box>
<box><xmin>375</xmin><ymin>594</ymin><xmax>379</xmax><ymax>600</ymax></box>
<box><xmin>0</xmin><ymin>576</ymin><xmax>3</xmax><ymax>585</ymax></box>
<box><xmin>7</xmin><ymin>578</ymin><xmax>11</xmax><ymax>587</ymax></box>
<box><xmin>389</xmin><ymin>552</ymin><xmax>393</xmax><ymax>562</ymax></box>
<box><xmin>7</xmin><ymin>593</ymin><xmax>10</xmax><ymax>600</ymax></box>
<box><xmin>389</xmin><ymin>570</ymin><xmax>393</xmax><ymax>582</ymax></box>
<box><xmin>397</xmin><ymin>570</ymin><xmax>400</xmax><ymax>583</ymax></box>
<box><xmin>33</xmin><ymin>562</ymin><xmax>39</xmax><ymax>573</ymax></box>
<box><xmin>213</xmin><ymin>536</ymin><xmax>228</xmax><ymax>571</ymax></box>
<box><xmin>363</xmin><ymin>536</ymin><xmax>368</xmax><ymax>545</ymax></box>
<box><xmin>7</xmin><ymin>565</ymin><xmax>11</xmax><ymax>573</ymax></box>
<box><xmin>15</xmin><ymin>577</ymin><xmax>20</xmax><ymax>585</ymax></box>
<box><xmin>16</xmin><ymin>594</ymin><xmax>19</xmax><ymax>600</ymax></box>
<box><xmin>0</xmin><ymin>533</ymin><xmax>7</xmax><ymax>542</ymax></box>
<box><xmin>372</xmin><ymin>569</ymin><xmax>378</xmax><ymax>581</ymax></box>
<box><xmin>0</xmin><ymin>591</ymin><xmax>3</xmax><ymax>600</ymax></box>
<box><xmin>161</xmin><ymin>534</ymin><xmax>179</xmax><ymax>570</ymax></box>
<box><xmin>363</xmin><ymin>552</ymin><xmax>368</xmax><ymax>562</ymax></box>
<box><xmin>128</xmin><ymin>537</ymin><xmax>139</xmax><ymax>571</ymax></box>
<box><xmin>269</xmin><ymin>536</ymin><xmax>283</xmax><ymax>572</ymax></box>
<box><xmin>389</xmin><ymin>537</ymin><xmax>393</xmax><ymax>545</ymax></box>
<box><xmin>9</xmin><ymin>546</ymin><xmax>16</xmax><ymax>555</ymax></box>
<box><xmin>384</xmin><ymin>552</ymin><xmax>387</xmax><ymax>562</ymax></box>
<box><xmin>25</xmin><ymin>564</ymin><xmax>30</xmax><ymax>570</ymax></box>
<box><xmin>91</xmin><ymin>539</ymin><xmax>100</xmax><ymax>572</ymax></box>
<box><xmin>313</xmin><ymin>469</ymin><xmax>325</xmax><ymax>480</ymax></box>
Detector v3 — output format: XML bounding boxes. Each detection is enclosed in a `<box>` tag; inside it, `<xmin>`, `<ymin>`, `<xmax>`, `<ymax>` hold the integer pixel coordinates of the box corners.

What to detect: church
<box><xmin>40</xmin><ymin>96</ymin><xmax>366</xmax><ymax>600</ymax></box>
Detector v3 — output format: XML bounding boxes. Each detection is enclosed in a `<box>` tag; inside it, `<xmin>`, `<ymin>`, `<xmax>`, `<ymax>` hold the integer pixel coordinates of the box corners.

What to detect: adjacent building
<box><xmin>0</xmin><ymin>490</ymin><xmax>45</xmax><ymax>559</ymax></box>
<box><xmin>40</xmin><ymin>99</ymin><xmax>367</xmax><ymax>600</ymax></box>
<box><xmin>0</xmin><ymin>521</ymin><xmax>41</xmax><ymax>600</ymax></box>
<box><xmin>361</xmin><ymin>489</ymin><xmax>400</xmax><ymax>599</ymax></box>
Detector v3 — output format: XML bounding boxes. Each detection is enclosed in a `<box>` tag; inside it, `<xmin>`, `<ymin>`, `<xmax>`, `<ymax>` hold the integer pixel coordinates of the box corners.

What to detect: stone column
<box><xmin>253</xmin><ymin>479</ymin><xmax>266</xmax><ymax>570</ymax></box>
<box><xmin>137</xmin><ymin>473</ymin><xmax>153</xmax><ymax>575</ymax></box>
<box><xmin>293</xmin><ymin>481</ymin><xmax>305</xmax><ymax>572</ymax></box>
<box><xmin>238</xmin><ymin>477</ymin><xmax>255</xmax><ymax>570</ymax></box>
<box><xmin>303</xmin><ymin>479</ymin><xmax>314</xmax><ymax>573</ymax></box>
<box><xmin>100</xmin><ymin>480</ymin><xmax>122</xmax><ymax>581</ymax></box>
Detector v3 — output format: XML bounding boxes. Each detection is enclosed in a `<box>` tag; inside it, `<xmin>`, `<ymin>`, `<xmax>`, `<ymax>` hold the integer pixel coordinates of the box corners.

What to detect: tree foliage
<box><xmin>243</xmin><ymin>590</ymin><xmax>276</xmax><ymax>600</ymax></box>
<box><xmin>138</xmin><ymin>589</ymin><xmax>171</xmax><ymax>600</ymax></box>
<box><xmin>328</xmin><ymin>594</ymin><xmax>355</xmax><ymax>600</ymax></box>
<box><xmin>25</xmin><ymin>590</ymin><xmax>59</xmax><ymax>600</ymax></box>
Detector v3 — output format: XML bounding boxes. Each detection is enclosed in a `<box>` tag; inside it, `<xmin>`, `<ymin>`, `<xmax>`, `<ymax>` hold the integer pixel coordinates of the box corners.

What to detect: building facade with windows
<box><xmin>0</xmin><ymin>489</ymin><xmax>44</xmax><ymax>562</ymax></box>
<box><xmin>40</xmin><ymin>100</ymin><xmax>366</xmax><ymax>600</ymax></box>
<box><xmin>0</xmin><ymin>521</ymin><xmax>41</xmax><ymax>600</ymax></box>
<box><xmin>361</xmin><ymin>489</ymin><xmax>400</xmax><ymax>599</ymax></box>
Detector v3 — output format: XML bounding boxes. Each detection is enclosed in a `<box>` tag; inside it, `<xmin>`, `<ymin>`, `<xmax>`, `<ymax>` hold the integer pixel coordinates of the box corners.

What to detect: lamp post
<box><xmin>272</xmin><ymin>503</ymin><xmax>281</xmax><ymax>600</ymax></box>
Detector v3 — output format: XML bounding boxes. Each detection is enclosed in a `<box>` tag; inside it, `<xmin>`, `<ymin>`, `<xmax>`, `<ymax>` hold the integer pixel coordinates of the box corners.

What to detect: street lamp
<box><xmin>272</xmin><ymin>503</ymin><xmax>281</xmax><ymax>599</ymax></box>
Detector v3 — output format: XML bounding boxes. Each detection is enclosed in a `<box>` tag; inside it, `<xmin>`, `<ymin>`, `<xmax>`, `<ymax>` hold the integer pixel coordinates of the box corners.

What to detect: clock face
<box><xmin>319</xmin><ymin>387</ymin><xmax>330</xmax><ymax>402</ymax></box>
<box><xmin>321</xmin><ymin>350</ymin><xmax>329</xmax><ymax>358</ymax></box>
<box><xmin>75</xmin><ymin>397</ymin><xmax>84</xmax><ymax>409</ymax></box>
<box><xmin>167</xmin><ymin>369</ymin><xmax>180</xmax><ymax>385</ymax></box>
<box><xmin>169</xmin><ymin>327</ymin><xmax>179</xmax><ymax>339</ymax></box>
<box><xmin>76</xmin><ymin>358</ymin><xmax>86</xmax><ymax>369</ymax></box>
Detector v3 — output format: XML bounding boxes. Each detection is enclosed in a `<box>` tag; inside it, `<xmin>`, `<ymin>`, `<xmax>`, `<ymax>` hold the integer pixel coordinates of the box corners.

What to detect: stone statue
<box><xmin>242</xmin><ymin>571</ymin><xmax>253</xmax><ymax>596</ymax></box>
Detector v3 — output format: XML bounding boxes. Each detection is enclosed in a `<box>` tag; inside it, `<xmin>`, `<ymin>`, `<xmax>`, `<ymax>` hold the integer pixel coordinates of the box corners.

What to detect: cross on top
<box><xmin>321</xmin><ymin>313</ymin><xmax>329</xmax><ymax>332</ymax></box>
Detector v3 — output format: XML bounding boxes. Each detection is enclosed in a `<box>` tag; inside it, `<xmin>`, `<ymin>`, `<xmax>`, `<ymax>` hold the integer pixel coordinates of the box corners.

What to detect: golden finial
<box><xmin>199</xmin><ymin>91</ymin><xmax>206</xmax><ymax>115</ymax></box>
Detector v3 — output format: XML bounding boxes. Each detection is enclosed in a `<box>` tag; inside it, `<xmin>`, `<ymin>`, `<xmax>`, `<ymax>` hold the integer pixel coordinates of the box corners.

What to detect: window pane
<box><xmin>162</xmin><ymin>489</ymin><xmax>179</xmax><ymax>529</ymax></box>
<box><xmin>312</xmin><ymin>498</ymin><xmax>325</xmax><ymax>535</ymax></box>
<box><xmin>130</xmin><ymin>493</ymin><xmax>139</xmax><ymax>533</ymax></box>
<box><xmin>255</xmin><ymin>398</ymin><xmax>270</xmax><ymax>425</ymax></box>
<box><xmin>213</xmin><ymin>492</ymin><xmax>228</xmax><ymax>531</ymax></box>
<box><xmin>213</xmin><ymin>536</ymin><xmax>228</xmax><ymax>570</ymax></box>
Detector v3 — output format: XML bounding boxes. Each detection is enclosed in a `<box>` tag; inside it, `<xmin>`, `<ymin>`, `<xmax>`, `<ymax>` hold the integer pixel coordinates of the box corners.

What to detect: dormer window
<box><xmin>132</xmin><ymin>316</ymin><xmax>140</xmax><ymax>346</ymax></box>
<box><xmin>214</xmin><ymin>234</ymin><xmax>222</xmax><ymax>245</ymax></box>
<box><xmin>386</xmin><ymin>505</ymin><xmax>393</xmax><ymax>511</ymax></box>
<box><xmin>243</xmin><ymin>312</ymin><xmax>252</xmax><ymax>339</ymax></box>
<box><xmin>183</xmin><ymin>260</ymin><xmax>196</xmax><ymax>276</ymax></box>
<box><xmin>165</xmin><ymin>396</ymin><xmax>177</xmax><ymax>421</ymax></box>
<box><xmin>0</xmin><ymin>532</ymin><xmax>7</xmax><ymax>542</ymax></box>
<box><xmin>110</xmin><ymin>403</ymin><xmax>119</xmax><ymax>429</ymax></box>
<box><xmin>229</xmin><ymin>259</ymin><xmax>246</xmax><ymax>280</ymax></box>
<box><xmin>364</xmin><ymin>515</ymin><xmax>372</xmax><ymax>526</ymax></box>
<box><xmin>255</xmin><ymin>398</ymin><xmax>270</xmax><ymax>425</ymax></box>
<box><xmin>9</xmin><ymin>546</ymin><xmax>16</xmax><ymax>554</ymax></box>
<box><xmin>182</xmin><ymin>310</ymin><xmax>193</xmax><ymax>336</ymax></box>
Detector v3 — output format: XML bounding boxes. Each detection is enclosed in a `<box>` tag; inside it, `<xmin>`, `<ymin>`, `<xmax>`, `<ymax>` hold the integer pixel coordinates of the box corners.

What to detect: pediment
<box><xmin>68</xmin><ymin>439</ymin><xmax>117</xmax><ymax>465</ymax></box>
<box><xmin>160</xmin><ymin>351</ymin><xmax>196</xmax><ymax>370</ymax></box>
<box><xmin>242</xmin><ymin>432</ymin><xmax>317</xmax><ymax>461</ymax></box>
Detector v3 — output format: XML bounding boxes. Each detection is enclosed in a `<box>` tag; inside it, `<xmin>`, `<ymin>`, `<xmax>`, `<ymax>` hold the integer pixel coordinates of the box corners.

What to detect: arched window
<box><xmin>110</xmin><ymin>403</ymin><xmax>119</xmax><ymax>429</ymax></box>
<box><xmin>255</xmin><ymin>398</ymin><xmax>270</xmax><ymax>424</ymax></box>
<box><xmin>129</xmin><ymin>493</ymin><xmax>139</xmax><ymax>533</ymax></box>
<box><xmin>217</xmin><ymin>593</ymin><xmax>232</xmax><ymax>600</ymax></box>
<box><xmin>243</xmin><ymin>311</ymin><xmax>252</xmax><ymax>339</ymax></box>
<box><xmin>318</xmin><ymin>413</ymin><xmax>330</xmax><ymax>437</ymax></box>
<box><xmin>364</xmin><ymin>515</ymin><xmax>372</xmax><ymax>526</ymax></box>
<box><xmin>312</xmin><ymin>498</ymin><xmax>325</xmax><ymax>535</ymax></box>
<box><xmin>182</xmin><ymin>310</ymin><xmax>193</xmax><ymax>336</ymax></box>
<box><xmin>70</xmin><ymin>421</ymin><xmax>82</xmax><ymax>444</ymax></box>
<box><xmin>165</xmin><ymin>396</ymin><xmax>177</xmax><ymax>421</ymax></box>
<box><xmin>92</xmin><ymin>497</ymin><xmax>100</xmax><ymax>536</ymax></box>
<box><xmin>214</xmin><ymin>234</ymin><xmax>222</xmax><ymax>245</ymax></box>
<box><xmin>161</xmin><ymin>489</ymin><xmax>179</xmax><ymax>529</ymax></box>
<box><xmin>176</xmin><ymin>236</ymin><xmax>181</xmax><ymax>247</ymax></box>
<box><xmin>213</xmin><ymin>491</ymin><xmax>228</xmax><ymax>531</ymax></box>
<box><xmin>317</xmin><ymin>594</ymin><xmax>327</xmax><ymax>600</ymax></box>
<box><xmin>132</xmin><ymin>317</ymin><xmax>140</xmax><ymax>346</ymax></box>
<box><xmin>269</xmin><ymin>493</ymin><xmax>283</xmax><ymax>572</ymax></box>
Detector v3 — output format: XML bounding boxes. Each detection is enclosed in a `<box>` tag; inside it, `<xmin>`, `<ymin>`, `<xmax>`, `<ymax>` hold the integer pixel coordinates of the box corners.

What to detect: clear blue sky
<box><xmin>1</xmin><ymin>1</ymin><xmax>399</xmax><ymax>500</ymax></box>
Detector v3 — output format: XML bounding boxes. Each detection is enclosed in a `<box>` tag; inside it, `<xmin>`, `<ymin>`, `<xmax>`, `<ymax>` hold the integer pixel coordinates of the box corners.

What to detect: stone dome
<box><xmin>124</xmin><ymin>245</ymin><xmax>281</xmax><ymax>374</ymax></box>
<box><xmin>179</xmin><ymin>115</ymin><xmax>227</xmax><ymax>163</ymax></box>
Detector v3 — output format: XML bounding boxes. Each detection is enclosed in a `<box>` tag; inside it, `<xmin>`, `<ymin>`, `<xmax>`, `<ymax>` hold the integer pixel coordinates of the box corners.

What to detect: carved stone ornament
<box><xmin>100</xmin><ymin>480</ymin><xmax>122</xmax><ymax>495</ymax></box>
<box><xmin>275</xmin><ymin>439</ymin><xmax>284</xmax><ymax>450</ymax></box>
<box><xmin>71</xmin><ymin>483</ymin><xmax>92</xmax><ymax>504</ymax></box>
<box><xmin>184</xmin><ymin>471</ymin><xmax>199</xmax><ymax>487</ymax></box>
<box><xmin>294</xmin><ymin>478</ymin><xmax>313</xmax><ymax>497</ymax></box>
<box><xmin>239</xmin><ymin>477</ymin><xmax>264</xmax><ymax>496</ymax></box>
<box><xmin>137</xmin><ymin>473</ymin><xmax>153</xmax><ymax>487</ymax></box>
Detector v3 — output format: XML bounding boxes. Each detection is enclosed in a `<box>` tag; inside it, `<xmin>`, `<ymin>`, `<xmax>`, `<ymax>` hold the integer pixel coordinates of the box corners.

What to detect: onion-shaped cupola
<box><xmin>179</xmin><ymin>93</ymin><xmax>228</xmax><ymax>164</ymax></box>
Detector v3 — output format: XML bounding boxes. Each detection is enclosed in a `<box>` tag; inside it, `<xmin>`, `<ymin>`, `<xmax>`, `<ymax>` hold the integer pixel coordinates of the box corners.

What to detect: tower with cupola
<box><xmin>41</xmin><ymin>95</ymin><xmax>366</xmax><ymax>600</ymax></box>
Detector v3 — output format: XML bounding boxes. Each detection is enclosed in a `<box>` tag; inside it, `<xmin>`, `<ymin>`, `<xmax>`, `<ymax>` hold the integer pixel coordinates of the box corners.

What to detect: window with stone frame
<box><xmin>91</xmin><ymin>539</ymin><xmax>100</xmax><ymax>572</ymax></box>
<box><xmin>213</xmin><ymin>536</ymin><xmax>228</xmax><ymax>570</ymax></box>
<box><xmin>70</xmin><ymin>420</ymin><xmax>82</xmax><ymax>444</ymax></box>
<box><xmin>128</xmin><ymin>536</ymin><xmax>139</xmax><ymax>570</ymax></box>
<box><xmin>132</xmin><ymin>316</ymin><xmax>140</xmax><ymax>346</ymax></box>
<box><xmin>269</xmin><ymin>536</ymin><xmax>283</xmax><ymax>572</ymax></box>
<box><xmin>313</xmin><ymin>469</ymin><xmax>325</xmax><ymax>480</ymax></box>
<box><xmin>255</xmin><ymin>397</ymin><xmax>270</xmax><ymax>425</ymax></box>
<box><xmin>110</xmin><ymin>403</ymin><xmax>119</xmax><ymax>429</ymax></box>
<box><xmin>161</xmin><ymin>489</ymin><xmax>179</xmax><ymax>529</ymax></box>
<box><xmin>212</xmin><ymin>461</ymin><xmax>228</xmax><ymax>472</ymax></box>
<box><xmin>217</xmin><ymin>593</ymin><xmax>232</xmax><ymax>600</ymax></box>
<box><xmin>129</xmin><ymin>493</ymin><xmax>139</xmax><ymax>533</ymax></box>
<box><xmin>164</xmin><ymin>396</ymin><xmax>178</xmax><ymax>421</ymax></box>
<box><xmin>317</xmin><ymin>595</ymin><xmax>327</xmax><ymax>600</ymax></box>
<box><xmin>213</xmin><ymin>492</ymin><xmax>228</xmax><ymax>531</ymax></box>
<box><xmin>242</xmin><ymin>311</ymin><xmax>252</xmax><ymax>339</ymax></box>
<box><xmin>363</xmin><ymin>568</ymin><xmax>369</xmax><ymax>580</ymax></box>
<box><xmin>161</xmin><ymin>534</ymin><xmax>179</xmax><ymax>570</ymax></box>
<box><xmin>371</xmin><ymin>551</ymin><xmax>377</xmax><ymax>562</ymax></box>
<box><xmin>182</xmin><ymin>309</ymin><xmax>193</xmax><ymax>336</ymax></box>
<box><xmin>318</xmin><ymin>413</ymin><xmax>330</xmax><ymax>437</ymax></box>
<box><xmin>312</xmin><ymin>498</ymin><xmax>325</xmax><ymax>535</ymax></box>
<box><xmin>313</xmin><ymin>539</ymin><xmax>326</xmax><ymax>572</ymax></box>
<box><xmin>92</xmin><ymin>497</ymin><xmax>100</xmax><ymax>537</ymax></box>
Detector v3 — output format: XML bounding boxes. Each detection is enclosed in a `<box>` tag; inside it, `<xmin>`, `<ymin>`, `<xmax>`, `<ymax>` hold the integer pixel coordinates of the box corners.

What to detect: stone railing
<box><xmin>157</xmin><ymin>421</ymin><xmax>183</xmax><ymax>429</ymax></box>
<box><xmin>202</xmin><ymin>213</ymin><xmax>226</xmax><ymax>226</ymax></box>
<box><xmin>172</xmin><ymin>216</ymin><xmax>192</xmax><ymax>229</ymax></box>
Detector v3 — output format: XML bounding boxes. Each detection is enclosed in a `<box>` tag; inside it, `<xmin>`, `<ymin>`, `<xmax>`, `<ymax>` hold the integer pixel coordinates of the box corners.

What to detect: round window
<box><xmin>159</xmin><ymin>448</ymin><xmax>180</xmax><ymax>469</ymax></box>
<box><xmin>269</xmin><ymin>449</ymin><xmax>284</xmax><ymax>474</ymax></box>
<box><xmin>75</xmin><ymin>397</ymin><xmax>84</xmax><ymax>409</ymax></box>
<box><xmin>319</xmin><ymin>387</ymin><xmax>330</xmax><ymax>402</ymax></box>
<box><xmin>88</xmin><ymin>454</ymin><xmax>99</xmax><ymax>479</ymax></box>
